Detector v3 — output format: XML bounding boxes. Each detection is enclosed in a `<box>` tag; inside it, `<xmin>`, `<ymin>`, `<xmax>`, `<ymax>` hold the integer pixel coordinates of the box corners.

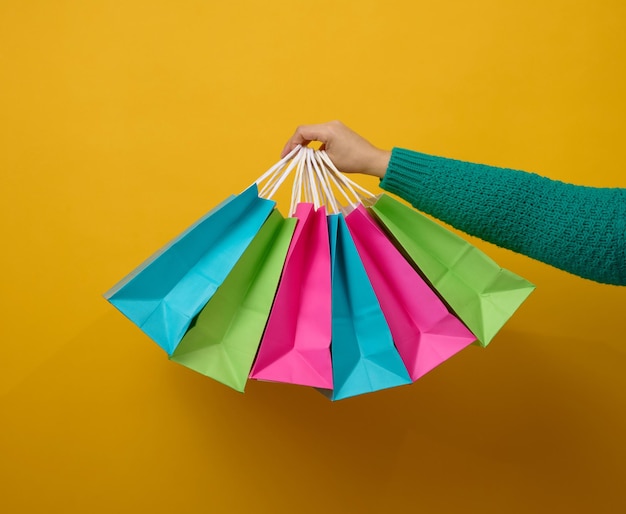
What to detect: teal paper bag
<box><xmin>170</xmin><ymin>210</ymin><xmax>296</xmax><ymax>392</ymax></box>
<box><xmin>322</xmin><ymin>214</ymin><xmax>412</xmax><ymax>400</ymax></box>
<box><xmin>370</xmin><ymin>194</ymin><xmax>535</xmax><ymax>346</ymax></box>
<box><xmin>104</xmin><ymin>184</ymin><xmax>275</xmax><ymax>355</ymax></box>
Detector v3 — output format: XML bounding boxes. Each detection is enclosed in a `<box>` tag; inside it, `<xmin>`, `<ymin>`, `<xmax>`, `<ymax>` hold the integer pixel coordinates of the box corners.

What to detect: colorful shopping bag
<box><xmin>250</xmin><ymin>202</ymin><xmax>333</xmax><ymax>389</ymax></box>
<box><xmin>322</xmin><ymin>214</ymin><xmax>412</xmax><ymax>400</ymax></box>
<box><xmin>369</xmin><ymin>194</ymin><xmax>535</xmax><ymax>346</ymax></box>
<box><xmin>104</xmin><ymin>184</ymin><xmax>275</xmax><ymax>355</ymax></box>
<box><xmin>169</xmin><ymin>210</ymin><xmax>296</xmax><ymax>392</ymax></box>
<box><xmin>345</xmin><ymin>204</ymin><xmax>476</xmax><ymax>381</ymax></box>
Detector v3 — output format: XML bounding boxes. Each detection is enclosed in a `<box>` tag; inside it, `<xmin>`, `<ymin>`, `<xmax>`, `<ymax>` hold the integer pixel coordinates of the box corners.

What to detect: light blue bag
<box><xmin>104</xmin><ymin>184</ymin><xmax>275</xmax><ymax>355</ymax></box>
<box><xmin>323</xmin><ymin>214</ymin><xmax>412</xmax><ymax>400</ymax></box>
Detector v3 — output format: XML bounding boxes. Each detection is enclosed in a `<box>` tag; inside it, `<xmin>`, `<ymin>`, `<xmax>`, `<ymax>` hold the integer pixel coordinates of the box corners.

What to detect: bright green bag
<box><xmin>369</xmin><ymin>194</ymin><xmax>535</xmax><ymax>346</ymax></box>
<box><xmin>170</xmin><ymin>209</ymin><xmax>296</xmax><ymax>391</ymax></box>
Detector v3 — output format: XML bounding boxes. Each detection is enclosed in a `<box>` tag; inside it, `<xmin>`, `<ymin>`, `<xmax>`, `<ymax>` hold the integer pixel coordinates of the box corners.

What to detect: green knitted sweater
<box><xmin>380</xmin><ymin>148</ymin><xmax>626</xmax><ymax>286</ymax></box>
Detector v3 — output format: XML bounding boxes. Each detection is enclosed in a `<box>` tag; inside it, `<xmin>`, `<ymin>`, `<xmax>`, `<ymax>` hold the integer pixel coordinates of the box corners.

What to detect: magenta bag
<box><xmin>345</xmin><ymin>204</ymin><xmax>476</xmax><ymax>381</ymax></box>
<box><xmin>249</xmin><ymin>202</ymin><xmax>333</xmax><ymax>389</ymax></box>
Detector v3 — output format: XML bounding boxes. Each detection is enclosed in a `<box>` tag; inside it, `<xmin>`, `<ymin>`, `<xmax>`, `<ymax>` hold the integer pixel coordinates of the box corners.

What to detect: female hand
<box><xmin>281</xmin><ymin>121</ymin><xmax>390</xmax><ymax>178</ymax></box>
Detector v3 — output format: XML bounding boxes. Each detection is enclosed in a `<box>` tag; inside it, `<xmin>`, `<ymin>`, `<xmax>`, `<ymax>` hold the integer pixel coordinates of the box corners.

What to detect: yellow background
<box><xmin>2</xmin><ymin>1</ymin><xmax>625</xmax><ymax>512</ymax></box>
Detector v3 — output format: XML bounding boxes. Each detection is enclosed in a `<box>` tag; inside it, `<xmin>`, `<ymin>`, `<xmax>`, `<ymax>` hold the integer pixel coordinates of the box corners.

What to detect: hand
<box><xmin>281</xmin><ymin>121</ymin><xmax>391</xmax><ymax>178</ymax></box>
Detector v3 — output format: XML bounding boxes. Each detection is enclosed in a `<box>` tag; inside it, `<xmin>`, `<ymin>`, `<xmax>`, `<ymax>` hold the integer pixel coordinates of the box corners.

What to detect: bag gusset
<box><xmin>321</xmin><ymin>213</ymin><xmax>412</xmax><ymax>400</ymax></box>
<box><xmin>170</xmin><ymin>209</ymin><xmax>296</xmax><ymax>391</ymax></box>
<box><xmin>369</xmin><ymin>194</ymin><xmax>535</xmax><ymax>346</ymax></box>
<box><xmin>105</xmin><ymin>183</ymin><xmax>275</xmax><ymax>355</ymax></box>
<box><xmin>249</xmin><ymin>202</ymin><xmax>333</xmax><ymax>389</ymax></box>
<box><xmin>345</xmin><ymin>204</ymin><xmax>477</xmax><ymax>381</ymax></box>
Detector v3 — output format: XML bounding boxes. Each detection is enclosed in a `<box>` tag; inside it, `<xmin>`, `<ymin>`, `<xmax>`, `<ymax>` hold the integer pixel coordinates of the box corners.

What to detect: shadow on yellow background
<box><xmin>1</xmin><ymin>1</ymin><xmax>625</xmax><ymax>512</ymax></box>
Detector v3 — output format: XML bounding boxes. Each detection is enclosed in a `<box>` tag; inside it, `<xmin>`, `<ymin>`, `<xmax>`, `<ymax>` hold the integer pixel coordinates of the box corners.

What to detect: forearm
<box><xmin>380</xmin><ymin>148</ymin><xmax>626</xmax><ymax>285</ymax></box>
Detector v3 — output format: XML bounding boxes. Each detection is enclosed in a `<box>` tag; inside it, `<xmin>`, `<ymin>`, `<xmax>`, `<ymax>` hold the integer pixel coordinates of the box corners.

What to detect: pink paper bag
<box><xmin>250</xmin><ymin>203</ymin><xmax>333</xmax><ymax>388</ymax></box>
<box><xmin>345</xmin><ymin>205</ymin><xmax>476</xmax><ymax>381</ymax></box>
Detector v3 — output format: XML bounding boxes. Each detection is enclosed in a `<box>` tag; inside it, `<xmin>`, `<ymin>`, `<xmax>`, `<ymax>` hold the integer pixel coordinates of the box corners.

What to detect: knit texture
<box><xmin>381</xmin><ymin>148</ymin><xmax>626</xmax><ymax>285</ymax></box>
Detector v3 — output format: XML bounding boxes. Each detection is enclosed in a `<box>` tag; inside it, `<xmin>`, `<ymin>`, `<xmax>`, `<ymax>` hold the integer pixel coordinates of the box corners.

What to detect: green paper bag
<box><xmin>170</xmin><ymin>209</ymin><xmax>296</xmax><ymax>391</ymax></box>
<box><xmin>369</xmin><ymin>194</ymin><xmax>535</xmax><ymax>346</ymax></box>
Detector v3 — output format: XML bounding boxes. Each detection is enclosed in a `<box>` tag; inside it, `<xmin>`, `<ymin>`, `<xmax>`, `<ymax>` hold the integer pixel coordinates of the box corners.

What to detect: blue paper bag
<box><xmin>104</xmin><ymin>184</ymin><xmax>275</xmax><ymax>355</ymax></box>
<box><xmin>323</xmin><ymin>214</ymin><xmax>412</xmax><ymax>400</ymax></box>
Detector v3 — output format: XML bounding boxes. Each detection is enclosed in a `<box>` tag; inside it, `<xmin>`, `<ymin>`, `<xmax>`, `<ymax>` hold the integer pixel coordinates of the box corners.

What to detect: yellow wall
<box><xmin>2</xmin><ymin>1</ymin><xmax>625</xmax><ymax>512</ymax></box>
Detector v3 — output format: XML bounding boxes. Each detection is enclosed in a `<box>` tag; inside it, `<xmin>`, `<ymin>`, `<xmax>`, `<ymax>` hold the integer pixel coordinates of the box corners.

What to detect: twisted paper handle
<box><xmin>255</xmin><ymin>146</ymin><xmax>375</xmax><ymax>216</ymax></box>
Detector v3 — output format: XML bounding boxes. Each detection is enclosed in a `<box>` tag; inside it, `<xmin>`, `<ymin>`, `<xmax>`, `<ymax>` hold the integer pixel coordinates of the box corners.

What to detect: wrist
<box><xmin>366</xmin><ymin>149</ymin><xmax>391</xmax><ymax>178</ymax></box>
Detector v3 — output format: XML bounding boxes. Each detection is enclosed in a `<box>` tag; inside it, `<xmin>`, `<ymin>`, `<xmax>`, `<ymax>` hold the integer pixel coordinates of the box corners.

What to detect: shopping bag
<box><xmin>369</xmin><ymin>194</ymin><xmax>535</xmax><ymax>346</ymax></box>
<box><xmin>169</xmin><ymin>209</ymin><xmax>296</xmax><ymax>392</ymax></box>
<box><xmin>249</xmin><ymin>202</ymin><xmax>333</xmax><ymax>389</ymax></box>
<box><xmin>345</xmin><ymin>204</ymin><xmax>476</xmax><ymax>381</ymax></box>
<box><xmin>322</xmin><ymin>214</ymin><xmax>412</xmax><ymax>400</ymax></box>
<box><xmin>104</xmin><ymin>184</ymin><xmax>275</xmax><ymax>355</ymax></box>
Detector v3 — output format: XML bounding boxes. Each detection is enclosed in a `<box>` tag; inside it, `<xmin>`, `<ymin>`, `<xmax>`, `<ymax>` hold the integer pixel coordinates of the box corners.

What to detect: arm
<box><xmin>383</xmin><ymin>148</ymin><xmax>626</xmax><ymax>285</ymax></box>
<box><xmin>283</xmin><ymin>122</ymin><xmax>626</xmax><ymax>285</ymax></box>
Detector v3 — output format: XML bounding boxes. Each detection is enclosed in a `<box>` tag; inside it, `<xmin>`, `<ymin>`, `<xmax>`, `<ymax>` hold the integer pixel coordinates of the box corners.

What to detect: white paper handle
<box><xmin>318</xmin><ymin>150</ymin><xmax>374</xmax><ymax>202</ymax></box>
<box><xmin>289</xmin><ymin>148</ymin><xmax>308</xmax><ymax>215</ymax></box>
<box><xmin>257</xmin><ymin>145</ymin><xmax>309</xmax><ymax>200</ymax></box>
<box><xmin>256</xmin><ymin>145</ymin><xmax>300</xmax><ymax>188</ymax></box>
<box><xmin>255</xmin><ymin>145</ymin><xmax>375</xmax><ymax>216</ymax></box>
<box><xmin>307</xmin><ymin>148</ymin><xmax>340</xmax><ymax>213</ymax></box>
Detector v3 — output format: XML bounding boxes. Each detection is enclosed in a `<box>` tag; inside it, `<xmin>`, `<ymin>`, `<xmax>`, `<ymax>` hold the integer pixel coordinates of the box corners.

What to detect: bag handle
<box><xmin>256</xmin><ymin>145</ymin><xmax>375</xmax><ymax>215</ymax></box>
<box><xmin>313</xmin><ymin>151</ymin><xmax>358</xmax><ymax>210</ymax></box>
<box><xmin>256</xmin><ymin>144</ymin><xmax>301</xmax><ymax>187</ymax></box>
<box><xmin>257</xmin><ymin>144</ymin><xmax>305</xmax><ymax>199</ymax></box>
<box><xmin>289</xmin><ymin>147</ymin><xmax>308</xmax><ymax>215</ymax></box>
<box><xmin>287</xmin><ymin>148</ymin><xmax>338</xmax><ymax>215</ymax></box>
<box><xmin>318</xmin><ymin>150</ymin><xmax>374</xmax><ymax>203</ymax></box>
<box><xmin>306</xmin><ymin>148</ymin><xmax>340</xmax><ymax>213</ymax></box>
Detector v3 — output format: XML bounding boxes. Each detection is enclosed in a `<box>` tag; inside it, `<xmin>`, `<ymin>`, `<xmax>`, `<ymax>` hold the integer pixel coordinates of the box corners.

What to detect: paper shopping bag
<box><xmin>322</xmin><ymin>214</ymin><xmax>412</xmax><ymax>400</ymax></box>
<box><xmin>250</xmin><ymin>203</ymin><xmax>333</xmax><ymax>389</ymax></box>
<box><xmin>369</xmin><ymin>194</ymin><xmax>535</xmax><ymax>346</ymax></box>
<box><xmin>169</xmin><ymin>210</ymin><xmax>296</xmax><ymax>392</ymax></box>
<box><xmin>104</xmin><ymin>184</ymin><xmax>275</xmax><ymax>355</ymax></box>
<box><xmin>345</xmin><ymin>205</ymin><xmax>476</xmax><ymax>381</ymax></box>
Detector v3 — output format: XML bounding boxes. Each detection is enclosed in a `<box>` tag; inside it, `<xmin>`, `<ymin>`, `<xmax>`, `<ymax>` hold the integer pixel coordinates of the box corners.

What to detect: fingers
<box><xmin>278</xmin><ymin>121</ymin><xmax>388</xmax><ymax>177</ymax></box>
<box><xmin>280</xmin><ymin>131</ymin><xmax>308</xmax><ymax>158</ymax></box>
<box><xmin>280</xmin><ymin>123</ymin><xmax>334</xmax><ymax>158</ymax></box>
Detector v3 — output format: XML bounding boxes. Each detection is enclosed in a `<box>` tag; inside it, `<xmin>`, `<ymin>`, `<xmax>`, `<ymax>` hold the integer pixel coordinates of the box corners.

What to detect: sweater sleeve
<box><xmin>380</xmin><ymin>148</ymin><xmax>626</xmax><ymax>286</ymax></box>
